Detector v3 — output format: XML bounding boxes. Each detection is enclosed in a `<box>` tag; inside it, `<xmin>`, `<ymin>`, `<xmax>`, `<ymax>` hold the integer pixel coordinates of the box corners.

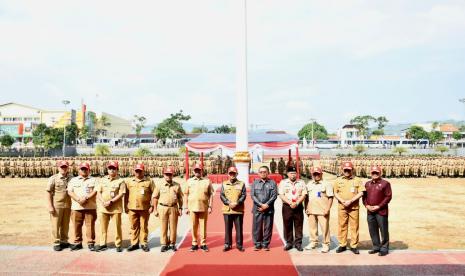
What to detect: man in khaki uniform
<box><xmin>305</xmin><ymin>167</ymin><xmax>334</xmax><ymax>253</ymax></box>
<box><xmin>184</xmin><ymin>163</ymin><xmax>214</xmax><ymax>252</ymax></box>
<box><xmin>67</xmin><ymin>161</ymin><xmax>97</xmax><ymax>251</ymax></box>
<box><xmin>124</xmin><ymin>163</ymin><xmax>155</xmax><ymax>252</ymax></box>
<box><xmin>95</xmin><ymin>161</ymin><xmax>126</xmax><ymax>252</ymax></box>
<box><xmin>220</xmin><ymin>166</ymin><xmax>246</xmax><ymax>252</ymax></box>
<box><xmin>47</xmin><ymin>160</ymin><xmax>73</xmax><ymax>251</ymax></box>
<box><xmin>334</xmin><ymin>161</ymin><xmax>365</xmax><ymax>254</ymax></box>
<box><xmin>152</xmin><ymin>166</ymin><xmax>183</xmax><ymax>252</ymax></box>
<box><xmin>279</xmin><ymin>166</ymin><xmax>307</xmax><ymax>251</ymax></box>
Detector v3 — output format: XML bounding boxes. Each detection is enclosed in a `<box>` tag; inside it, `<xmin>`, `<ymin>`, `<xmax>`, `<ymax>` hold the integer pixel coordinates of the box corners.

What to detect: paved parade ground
<box><xmin>1</xmin><ymin>176</ymin><xmax>465</xmax><ymax>275</ymax></box>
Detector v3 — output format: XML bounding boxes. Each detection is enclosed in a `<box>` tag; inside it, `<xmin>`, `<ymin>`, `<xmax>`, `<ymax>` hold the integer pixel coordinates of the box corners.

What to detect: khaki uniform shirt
<box><xmin>47</xmin><ymin>173</ymin><xmax>72</xmax><ymax>209</ymax></box>
<box><xmin>306</xmin><ymin>180</ymin><xmax>334</xmax><ymax>215</ymax></box>
<box><xmin>126</xmin><ymin>177</ymin><xmax>155</xmax><ymax>211</ymax></box>
<box><xmin>152</xmin><ymin>180</ymin><xmax>183</xmax><ymax>209</ymax></box>
<box><xmin>221</xmin><ymin>180</ymin><xmax>246</xmax><ymax>214</ymax></box>
<box><xmin>184</xmin><ymin>177</ymin><xmax>214</xmax><ymax>212</ymax></box>
<box><xmin>67</xmin><ymin>176</ymin><xmax>97</xmax><ymax>210</ymax></box>
<box><xmin>334</xmin><ymin>176</ymin><xmax>365</xmax><ymax>210</ymax></box>
<box><xmin>96</xmin><ymin>176</ymin><xmax>126</xmax><ymax>214</ymax></box>
<box><xmin>278</xmin><ymin>179</ymin><xmax>307</xmax><ymax>203</ymax></box>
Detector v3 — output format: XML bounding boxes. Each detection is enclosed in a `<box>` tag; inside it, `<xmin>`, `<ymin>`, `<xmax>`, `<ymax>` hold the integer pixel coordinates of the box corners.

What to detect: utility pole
<box><xmin>62</xmin><ymin>100</ymin><xmax>70</xmax><ymax>157</ymax></box>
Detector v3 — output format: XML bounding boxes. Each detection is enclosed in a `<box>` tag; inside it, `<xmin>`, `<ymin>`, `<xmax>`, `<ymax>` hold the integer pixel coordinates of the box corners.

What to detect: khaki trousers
<box><xmin>338</xmin><ymin>207</ymin><xmax>359</xmax><ymax>248</ymax></box>
<box><xmin>159</xmin><ymin>206</ymin><xmax>179</xmax><ymax>246</ymax></box>
<box><xmin>99</xmin><ymin>212</ymin><xmax>122</xmax><ymax>247</ymax></box>
<box><xmin>308</xmin><ymin>214</ymin><xmax>330</xmax><ymax>246</ymax></box>
<box><xmin>129</xmin><ymin>210</ymin><xmax>150</xmax><ymax>246</ymax></box>
<box><xmin>190</xmin><ymin>211</ymin><xmax>208</xmax><ymax>246</ymax></box>
<box><xmin>50</xmin><ymin>207</ymin><xmax>71</xmax><ymax>244</ymax></box>
<box><xmin>72</xmin><ymin>209</ymin><xmax>97</xmax><ymax>245</ymax></box>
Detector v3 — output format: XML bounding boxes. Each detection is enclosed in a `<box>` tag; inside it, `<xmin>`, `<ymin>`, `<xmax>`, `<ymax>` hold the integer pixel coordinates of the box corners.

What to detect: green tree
<box><xmin>79</xmin><ymin>125</ymin><xmax>91</xmax><ymax>140</ymax></box>
<box><xmin>429</xmin><ymin>130</ymin><xmax>444</xmax><ymax>145</ymax></box>
<box><xmin>406</xmin><ymin>126</ymin><xmax>429</xmax><ymax>141</ymax></box>
<box><xmin>435</xmin><ymin>145</ymin><xmax>449</xmax><ymax>155</ymax></box>
<box><xmin>210</xmin><ymin>125</ymin><xmax>236</xmax><ymax>134</ymax></box>
<box><xmin>350</xmin><ymin>115</ymin><xmax>376</xmax><ymax>138</ymax></box>
<box><xmin>134</xmin><ymin>147</ymin><xmax>152</xmax><ymax>157</ymax></box>
<box><xmin>459</xmin><ymin>125</ymin><xmax>465</xmax><ymax>132</ymax></box>
<box><xmin>95</xmin><ymin>144</ymin><xmax>111</xmax><ymax>156</ymax></box>
<box><xmin>297</xmin><ymin>121</ymin><xmax>329</xmax><ymax>140</ymax></box>
<box><xmin>192</xmin><ymin>125</ymin><xmax>209</xmax><ymax>133</ymax></box>
<box><xmin>65</xmin><ymin>123</ymin><xmax>79</xmax><ymax>145</ymax></box>
<box><xmin>432</xmin><ymin>121</ymin><xmax>439</xmax><ymax>130</ymax></box>
<box><xmin>152</xmin><ymin>110</ymin><xmax>191</xmax><ymax>143</ymax></box>
<box><xmin>32</xmin><ymin>124</ymin><xmax>63</xmax><ymax>150</ymax></box>
<box><xmin>376</xmin><ymin>116</ymin><xmax>389</xmax><ymax>130</ymax></box>
<box><xmin>371</xmin><ymin>129</ymin><xmax>384</xmax><ymax>136</ymax></box>
<box><xmin>133</xmin><ymin>115</ymin><xmax>147</xmax><ymax>146</ymax></box>
<box><xmin>354</xmin><ymin>144</ymin><xmax>367</xmax><ymax>155</ymax></box>
<box><xmin>452</xmin><ymin>131</ymin><xmax>462</xmax><ymax>140</ymax></box>
<box><xmin>92</xmin><ymin>114</ymin><xmax>111</xmax><ymax>137</ymax></box>
<box><xmin>393</xmin><ymin>146</ymin><xmax>408</xmax><ymax>156</ymax></box>
<box><xmin>0</xmin><ymin>134</ymin><xmax>15</xmax><ymax>147</ymax></box>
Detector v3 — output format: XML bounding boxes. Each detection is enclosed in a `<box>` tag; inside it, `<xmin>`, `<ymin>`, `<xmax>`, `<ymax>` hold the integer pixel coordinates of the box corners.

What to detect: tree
<box><xmin>79</xmin><ymin>125</ymin><xmax>91</xmax><ymax>141</ymax></box>
<box><xmin>429</xmin><ymin>131</ymin><xmax>444</xmax><ymax>145</ymax></box>
<box><xmin>460</xmin><ymin>125</ymin><xmax>465</xmax><ymax>132</ymax></box>
<box><xmin>435</xmin><ymin>145</ymin><xmax>449</xmax><ymax>155</ymax></box>
<box><xmin>354</xmin><ymin>144</ymin><xmax>367</xmax><ymax>155</ymax></box>
<box><xmin>393</xmin><ymin>146</ymin><xmax>408</xmax><ymax>156</ymax></box>
<box><xmin>452</xmin><ymin>131</ymin><xmax>462</xmax><ymax>140</ymax></box>
<box><xmin>152</xmin><ymin>110</ymin><xmax>191</xmax><ymax>143</ymax></box>
<box><xmin>65</xmin><ymin>123</ymin><xmax>79</xmax><ymax>145</ymax></box>
<box><xmin>297</xmin><ymin>121</ymin><xmax>329</xmax><ymax>140</ymax></box>
<box><xmin>210</xmin><ymin>125</ymin><xmax>236</xmax><ymax>134</ymax></box>
<box><xmin>95</xmin><ymin>144</ymin><xmax>111</xmax><ymax>156</ymax></box>
<box><xmin>371</xmin><ymin>129</ymin><xmax>384</xmax><ymax>136</ymax></box>
<box><xmin>406</xmin><ymin>126</ymin><xmax>429</xmax><ymax>141</ymax></box>
<box><xmin>92</xmin><ymin>114</ymin><xmax>111</xmax><ymax>138</ymax></box>
<box><xmin>32</xmin><ymin>123</ymin><xmax>63</xmax><ymax>150</ymax></box>
<box><xmin>376</xmin><ymin>116</ymin><xmax>389</xmax><ymax>130</ymax></box>
<box><xmin>350</xmin><ymin>115</ymin><xmax>376</xmax><ymax>138</ymax></box>
<box><xmin>192</xmin><ymin>125</ymin><xmax>209</xmax><ymax>133</ymax></box>
<box><xmin>0</xmin><ymin>134</ymin><xmax>15</xmax><ymax>148</ymax></box>
<box><xmin>134</xmin><ymin>147</ymin><xmax>152</xmax><ymax>157</ymax></box>
<box><xmin>432</xmin><ymin>122</ymin><xmax>439</xmax><ymax>130</ymax></box>
<box><xmin>133</xmin><ymin>115</ymin><xmax>147</xmax><ymax>146</ymax></box>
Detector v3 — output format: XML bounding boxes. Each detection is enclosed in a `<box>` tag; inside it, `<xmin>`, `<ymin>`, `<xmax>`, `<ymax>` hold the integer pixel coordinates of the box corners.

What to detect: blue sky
<box><xmin>1</xmin><ymin>0</ymin><xmax>465</xmax><ymax>133</ymax></box>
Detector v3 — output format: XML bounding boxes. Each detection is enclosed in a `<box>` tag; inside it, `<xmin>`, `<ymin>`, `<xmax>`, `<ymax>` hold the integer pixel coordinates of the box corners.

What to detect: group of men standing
<box><xmin>47</xmin><ymin>158</ymin><xmax>392</xmax><ymax>257</ymax></box>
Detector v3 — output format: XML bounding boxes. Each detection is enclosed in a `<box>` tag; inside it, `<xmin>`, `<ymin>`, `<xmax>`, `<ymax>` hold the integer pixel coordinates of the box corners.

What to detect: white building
<box><xmin>338</xmin><ymin>124</ymin><xmax>362</xmax><ymax>146</ymax></box>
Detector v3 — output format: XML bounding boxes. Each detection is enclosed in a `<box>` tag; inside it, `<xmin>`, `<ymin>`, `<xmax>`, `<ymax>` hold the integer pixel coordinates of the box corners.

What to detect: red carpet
<box><xmin>160</xmin><ymin>193</ymin><xmax>298</xmax><ymax>276</ymax></box>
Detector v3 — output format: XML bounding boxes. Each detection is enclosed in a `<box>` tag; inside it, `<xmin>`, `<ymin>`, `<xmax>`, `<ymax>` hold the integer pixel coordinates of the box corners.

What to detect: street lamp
<box><xmin>62</xmin><ymin>100</ymin><xmax>70</xmax><ymax>157</ymax></box>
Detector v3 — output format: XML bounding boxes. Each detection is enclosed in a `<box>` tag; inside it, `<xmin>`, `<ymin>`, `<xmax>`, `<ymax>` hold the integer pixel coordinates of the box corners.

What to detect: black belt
<box><xmin>159</xmin><ymin>203</ymin><xmax>177</xmax><ymax>207</ymax></box>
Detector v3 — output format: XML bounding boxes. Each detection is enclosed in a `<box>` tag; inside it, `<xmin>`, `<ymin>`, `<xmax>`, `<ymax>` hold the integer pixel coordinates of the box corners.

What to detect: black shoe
<box><xmin>88</xmin><ymin>244</ymin><xmax>96</xmax><ymax>251</ymax></box>
<box><xmin>95</xmin><ymin>245</ymin><xmax>107</xmax><ymax>252</ymax></box>
<box><xmin>60</xmin><ymin>242</ymin><xmax>70</xmax><ymax>249</ymax></box>
<box><xmin>253</xmin><ymin>245</ymin><xmax>262</xmax><ymax>251</ymax></box>
<box><xmin>336</xmin><ymin>246</ymin><xmax>346</xmax><ymax>253</ymax></box>
<box><xmin>295</xmin><ymin>246</ymin><xmax>303</xmax><ymax>252</ymax></box>
<box><xmin>378</xmin><ymin>251</ymin><xmax>388</xmax><ymax>256</ymax></box>
<box><xmin>200</xmin><ymin>245</ymin><xmax>209</xmax><ymax>252</ymax></box>
<box><xmin>70</xmin><ymin>243</ymin><xmax>83</xmax><ymax>251</ymax></box>
<box><xmin>368</xmin><ymin>249</ymin><xmax>380</xmax><ymax>254</ymax></box>
<box><xmin>284</xmin><ymin>244</ymin><xmax>293</xmax><ymax>251</ymax></box>
<box><xmin>161</xmin><ymin>245</ymin><xmax>169</xmax><ymax>252</ymax></box>
<box><xmin>127</xmin><ymin>244</ymin><xmax>140</xmax><ymax>252</ymax></box>
<box><xmin>263</xmin><ymin>245</ymin><xmax>270</xmax><ymax>251</ymax></box>
<box><xmin>141</xmin><ymin>245</ymin><xmax>150</xmax><ymax>252</ymax></box>
<box><xmin>237</xmin><ymin>246</ymin><xmax>245</xmax><ymax>252</ymax></box>
<box><xmin>223</xmin><ymin>245</ymin><xmax>231</xmax><ymax>252</ymax></box>
<box><xmin>350</xmin><ymin>248</ymin><xmax>360</xmax><ymax>255</ymax></box>
<box><xmin>190</xmin><ymin>245</ymin><xmax>199</xmax><ymax>252</ymax></box>
<box><xmin>53</xmin><ymin>244</ymin><xmax>62</xmax><ymax>251</ymax></box>
<box><xmin>169</xmin><ymin>245</ymin><xmax>177</xmax><ymax>251</ymax></box>
<box><xmin>116</xmin><ymin>247</ymin><xmax>123</xmax><ymax>252</ymax></box>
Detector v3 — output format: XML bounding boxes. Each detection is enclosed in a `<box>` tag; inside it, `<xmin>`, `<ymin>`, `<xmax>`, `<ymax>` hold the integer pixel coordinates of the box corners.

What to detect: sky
<box><xmin>1</xmin><ymin>0</ymin><xmax>465</xmax><ymax>134</ymax></box>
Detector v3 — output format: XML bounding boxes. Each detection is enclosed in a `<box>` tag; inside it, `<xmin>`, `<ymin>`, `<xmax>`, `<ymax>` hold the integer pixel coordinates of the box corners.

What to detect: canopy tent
<box><xmin>184</xmin><ymin>133</ymin><xmax>302</xmax><ymax>181</ymax></box>
<box><xmin>185</xmin><ymin>133</ymin><xmax>299</xmax><ymax>152</ymax></box>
